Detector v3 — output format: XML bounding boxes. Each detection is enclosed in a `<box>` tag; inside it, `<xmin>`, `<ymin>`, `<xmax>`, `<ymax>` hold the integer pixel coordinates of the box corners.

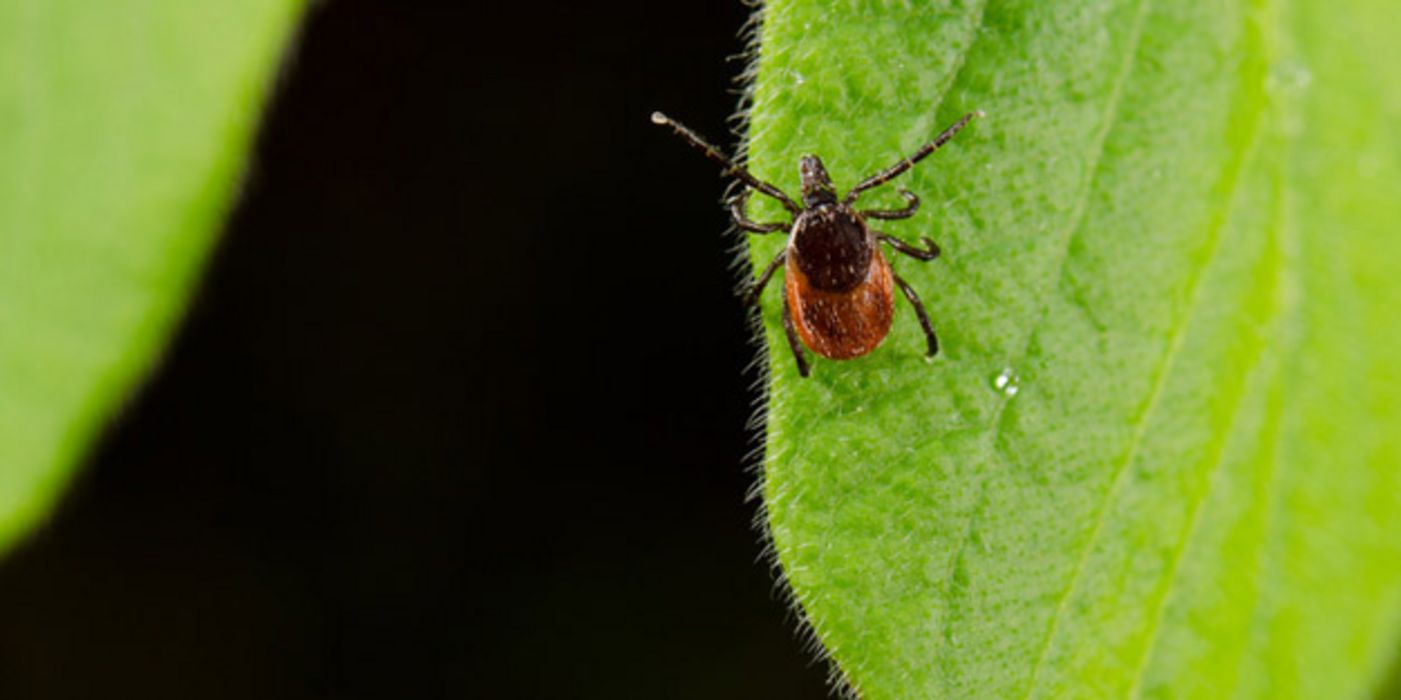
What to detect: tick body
<box><xmin>653</xmin><ymin>110</ymin><xmax>982</xmax><ymax>377</ymax></box>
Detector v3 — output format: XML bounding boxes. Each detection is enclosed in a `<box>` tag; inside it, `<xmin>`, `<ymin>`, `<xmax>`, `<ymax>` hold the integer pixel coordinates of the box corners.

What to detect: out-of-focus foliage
<box><xmin>0</xmin><ymin>2</ymin><xmax>304</xmax><ymax>555</ymax></box>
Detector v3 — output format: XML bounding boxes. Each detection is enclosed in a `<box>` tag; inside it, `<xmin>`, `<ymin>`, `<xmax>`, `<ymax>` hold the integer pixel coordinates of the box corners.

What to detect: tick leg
<box><xmin>746</xmin><ymin>250</ymin><xmax>787</xmax><ymax>307</ymax></box>
<box><xmin>878</xmin><ymin>231</ymin><xmax>941</xmax><ymax>261</ymax></box>
<box><xmin>893</xmin><ymin>272</ymin><xmax>939</xmax><ymax>357</ymax></box>
<box><xmin>652</xmin><ymin>112</ymin><xmax>802</xmax><ymax>215</ymax></box>
<box><xmin>730</xmin><ymin>190</ymin><xmax>791</xmax><ymax>234</ymax></box>
<box><xmin>859</xmin><ymin>189</ymin><xmax>920</xmax><ymax>220</ymax></box>
<box><xmin>844</xmin><ymin>111</ymin><xmax>983</xmax><ymax>205</ymax></box>
<box><xmin>781</xmin><ymin>286</ymin><xmax>812</xmax><ymax>378</ymax></box>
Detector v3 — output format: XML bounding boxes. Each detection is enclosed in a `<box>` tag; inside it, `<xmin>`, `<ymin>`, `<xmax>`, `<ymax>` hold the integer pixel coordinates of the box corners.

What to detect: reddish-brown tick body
<box><xmin>653</xmin><ymin>110</ymin><xmax>982</xmax><ymax>377</ymax></box>
<box><xmin>784</xmin><ymin>189</ymin><xmax>894</xmax><ymax>360</ymax></box>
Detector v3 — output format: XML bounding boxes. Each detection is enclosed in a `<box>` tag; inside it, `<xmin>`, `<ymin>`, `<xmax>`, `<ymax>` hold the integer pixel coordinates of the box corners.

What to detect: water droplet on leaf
<box><xmin>992</xmin><ymin>368</ymin><xmax>1020</xmax><ymax>397</ymax></box>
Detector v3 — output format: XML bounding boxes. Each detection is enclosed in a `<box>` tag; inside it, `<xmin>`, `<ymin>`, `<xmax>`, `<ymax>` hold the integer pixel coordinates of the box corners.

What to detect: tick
<box><xmin>652</xmin><ymin>110</ymin><xmax>983</xmax><ymax>377</ymax></box>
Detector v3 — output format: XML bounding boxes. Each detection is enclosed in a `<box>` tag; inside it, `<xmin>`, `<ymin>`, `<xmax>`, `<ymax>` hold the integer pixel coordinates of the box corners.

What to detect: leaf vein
<box><xmin>1125</xmin><ymin>127</ymin><xmax>1278</xmax><ymax>696</ymax></box>
<box><xmin>932</xmin><ymin>0</ymin><xmax>1156</xmax><ymax>691</ymax></box>
<box><xmin>1002</xmin><ymin>0</ymin><xmax>1160</xmax><ymax>694</ymax></box>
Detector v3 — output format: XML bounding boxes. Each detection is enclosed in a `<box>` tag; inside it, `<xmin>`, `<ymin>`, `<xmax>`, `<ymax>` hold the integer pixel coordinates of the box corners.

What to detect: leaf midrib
<box><xmin>1014</xmin><ymin>11</ymin><xmax>1279</xmax><ymax>698</ymax></box>
<box><xmin>921</xmin><ymin>0</ymin><xmax>1159</xmax><ymax>693</ymax></box>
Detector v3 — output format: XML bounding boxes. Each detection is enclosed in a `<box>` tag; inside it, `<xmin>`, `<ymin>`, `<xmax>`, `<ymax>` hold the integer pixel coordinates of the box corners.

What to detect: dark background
<box><xmin>0</xmin><ymin>2</ymin><xmax>830</xmax><ymax>698</ymax></box>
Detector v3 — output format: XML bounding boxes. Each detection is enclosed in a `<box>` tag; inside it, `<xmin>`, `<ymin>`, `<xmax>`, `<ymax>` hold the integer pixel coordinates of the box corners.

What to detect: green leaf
<box><xmin>745</xmin><ymin>1</ymin><xmax>1401</xmax><ymax>697</ymax></box>
<box><xmin>0</xmin><ymin>2</ymin><xmax>304</xmax><ymax>554</ymax></box>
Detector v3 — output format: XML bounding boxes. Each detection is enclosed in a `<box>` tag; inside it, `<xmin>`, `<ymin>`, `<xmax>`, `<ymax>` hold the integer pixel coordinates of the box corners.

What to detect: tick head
<box><xmin>799</xmin><ymin>155</ymin><xmax>838</xmax><ymax>208</ymax></box>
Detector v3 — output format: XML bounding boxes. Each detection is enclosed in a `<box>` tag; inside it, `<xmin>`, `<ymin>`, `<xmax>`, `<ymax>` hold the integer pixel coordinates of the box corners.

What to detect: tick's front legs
<box><xmin>652</xmin><ymin>111</ymin><xmax>802</xmax><ymax>214</ymax></box>
<box><xmin>843</xmin><ymin>110</ymin><xmax>983</xmax><ymax>204</ymax></box>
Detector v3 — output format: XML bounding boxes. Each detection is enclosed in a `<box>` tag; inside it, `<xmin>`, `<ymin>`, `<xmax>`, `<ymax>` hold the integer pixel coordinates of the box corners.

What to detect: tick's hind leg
<box><xmin>893</xmin><ymin>272</ymin><xmax>938</xmax><ymax>357</ymax></box>
<box><xmin>781</xmin><ymin>287</ymin><xmax>811</xmax><ymax>378</ymax></box>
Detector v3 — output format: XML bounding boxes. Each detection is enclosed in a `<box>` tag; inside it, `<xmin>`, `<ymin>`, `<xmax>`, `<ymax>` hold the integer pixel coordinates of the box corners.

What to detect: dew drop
<box><xmin>992</xmin><ymin>368</ymin><xmax>1020</xmax><ymax>397</ymax></box>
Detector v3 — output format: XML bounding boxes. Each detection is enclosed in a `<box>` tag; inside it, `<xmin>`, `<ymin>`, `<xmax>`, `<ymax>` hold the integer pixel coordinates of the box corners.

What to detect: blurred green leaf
<box><xmin>0</xmin><ymin>2</ymin><xmax>304</xmax><ymax>554</ymax></box>
<box><xmin>745</xmin><ymin>0</ymin><xmax>1401</xmax><ymax>697</ymax></box>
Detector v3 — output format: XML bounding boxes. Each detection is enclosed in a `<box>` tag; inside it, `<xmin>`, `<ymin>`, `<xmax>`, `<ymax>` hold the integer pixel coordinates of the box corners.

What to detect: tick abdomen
<box><xmin>788</xmin><ymin>204</ymin><xmax>874</xmax><ymax>292</ymax></box>
<box><xmin>785</xmin><ymin>246</ymin><xmax>894</xmax><ymax>360</ymax></box>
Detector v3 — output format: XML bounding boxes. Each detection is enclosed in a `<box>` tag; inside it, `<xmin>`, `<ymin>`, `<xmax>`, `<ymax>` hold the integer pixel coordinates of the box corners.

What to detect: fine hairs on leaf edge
<box><xmin>725</xmin><ymin>1</ymin><xmax>993</xmax><ymax>696</ymax></box>
<box><xmin>726</xmin><ymin>1</ymin><xmax>858</xmax><ymax>698</ymax></box>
